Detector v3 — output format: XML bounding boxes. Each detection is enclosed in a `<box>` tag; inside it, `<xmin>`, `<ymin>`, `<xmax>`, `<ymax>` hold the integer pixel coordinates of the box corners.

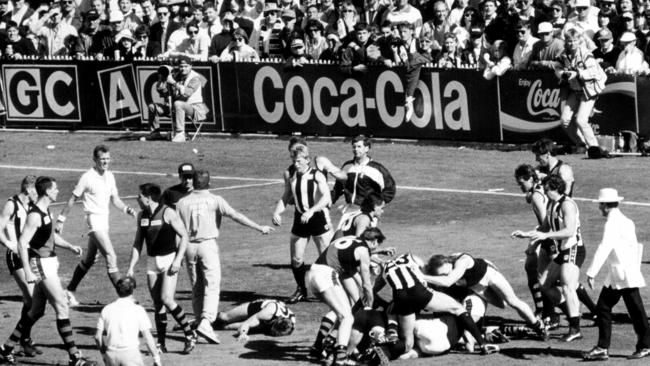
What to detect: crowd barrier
<box><xmin>1</xmin><ymin>60</ymin><xmax>647</xmax><ymax>143</ymax></box>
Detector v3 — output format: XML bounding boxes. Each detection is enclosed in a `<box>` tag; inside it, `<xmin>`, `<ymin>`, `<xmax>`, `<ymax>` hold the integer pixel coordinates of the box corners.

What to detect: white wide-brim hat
<box><xmin>596</xmin><ymin>188</ymin><xmax>623</xmax><ymax>203</ymax></box>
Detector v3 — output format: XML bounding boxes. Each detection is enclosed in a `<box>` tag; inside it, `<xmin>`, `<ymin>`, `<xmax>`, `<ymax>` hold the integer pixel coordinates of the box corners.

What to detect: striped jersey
<box><xmin>289</xmin><ymin>167</ymin><xmax>326</xmax><ymax>214</ymax></box>
<box><xmin>548</xmin><ymin>195</ymin><xmax>582</xmax><ymax>249</ymax></box>
<box><xmin>540</xmin><ymin>160</ymin><xmax>574</xmax><ymax>197</ymax></box>
<box><xmin>7</xmin><ymin>195</ymin><xmax>30</xmax><ymax>237</ymax></box>
<box><xmin>382</xmin><ymin>253</ymin><xmax>427</xmax><ymax>291</ymax></box>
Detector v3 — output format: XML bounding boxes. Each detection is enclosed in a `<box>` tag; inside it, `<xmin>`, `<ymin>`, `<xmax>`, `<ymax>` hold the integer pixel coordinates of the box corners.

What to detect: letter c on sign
<box><xmin>375</xmin><ymin>71</ymin><xmax>404</xmax><ymax>128</ymax></box>
<box><xmin>254</xmin><ymin>66</ymin><xmax>283</xmax><ymax>123</ymax></box>
<box><xmin>45</xmin><ymin>71</ymin><xmax>75</xmax><ymax>116</ymax></box>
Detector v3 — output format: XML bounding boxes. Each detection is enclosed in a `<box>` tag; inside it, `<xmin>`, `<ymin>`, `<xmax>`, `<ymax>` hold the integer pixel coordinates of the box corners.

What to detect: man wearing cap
<box><xmin>75</xmin><ymin>9</ymin><xmax>107</xmax><ymax>59</ymax></box>
<box><xmin>279</xmin><ymin>8</ymin><xmax>297</xmax><ymax>57</ymax></box>
<box><xmin>513</xmin><ymin>20</ymin><xmax>539</xmax><ymax>70</ymax></box>
<box><xmin>617</xmin><ymin>10</ymin><xmax>646</xmax><ymax>50</ymax></box>
<box><xmin>28</xmin><ymin>3</ymin><xmax>78</xmax><ymax>57</ymax></box>
<box><xmin>582</xmin><ymin>189</ymin><xmax>650</xmax><ymax>361</ymax></box>
<box><xmin>176</xmin><ymin>170</ymin><xmax>274</xmax><ymax>345</ymax></box>
<box><xmin>250</xmin><ymin>2</ymin><xmax>284</xmax><ymax>58</ymax></box>
<box><xmin>162</xmin><ymin>163</ymin><xmax>195</xmax><ymax>209</ymax></box>
<box><xmin>593</xmin><ymin>27</ymin><xmax>621</xmax><ymax>70</ymax></box>
<box><xmin>616</xmin><ymin>31</ymin><xmax>650</xmax><ymax>74</ymax></box>
<box><xmin>528</xmin><ymin>21</ymin><xmax>564</xmax><ymax>69</ymax></box>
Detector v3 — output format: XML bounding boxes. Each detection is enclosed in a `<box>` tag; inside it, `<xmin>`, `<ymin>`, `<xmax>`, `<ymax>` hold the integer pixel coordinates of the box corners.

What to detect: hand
<box><xmin>353</xmin><ymin>64</ymin><xmax>368</xmax><ymax>72</ymax></box>
<box><xmin>510</xmin><ymin>230</ymin><xmax>526</xmax><ymax>238</ymax></box>
<box><xmin>379</xmin><ymin>247</ymin><xmax>396</xmax><ymax>256</ymax></box>
<box><xmin>209</xmin><ymin>55</ymin><xmax>219</xmax><ymax>63</ymax></box>
<box><xmin>69</xmin><ymin>245</ymin><xmax>83</xmax><ymax>257</ymax></box>
<box><xmin>55</xmin><ymin>222</ymin><xmax>64</xmax><ymax>234</ymax></box>
<box><xmin>528</xmin><ymin>231</ymin><xmax>547</xmax><ymax>243</ymax></box>
<box><xmin>237</xmin><ymin>333</ymin><xmax>249</xmax><ymax>343</ymax></box>
<box><xmin>482</xmin><ymin>53</ymin><xmax>491</xmax><ymax>63</ymax></box>
<box><xmin>272</xmin><ymin>214</ymin><xmax>282</xmax><ymax>226</ymax></box>
<box><xmin>25</xmin><ymin>270</ymin><xmax>37</xmax><ymax>284</ymax></box>
<box><xmin>300</xmin><ymin>210</ymin><xmax>314</xmax><ymax>224</ymax></box>
<box><xmin>383</xmin><ymin>59</ymin><xmax>393</xmax><ymax>67</ymax></box>
<box><xmin>587</xmin><ymin>276</ymin><xmax>595</xmax><ymax>290</ymax></box>
<box><xmin>259</xmin><ymin>225</ymin><xmax>274</xmax><ymax>234</ymax></box>
<box><xmin>126</xmin><ymin>268</ymin><xmax>134</xmax><ymax>277</ymax></box>
<box><xmin>126</xmin><ymin>207</ymin><xmax>137</xmax><ymax>217</ymax></box>
<box><xmin>168</xmin><ymin>261</ymin><xmax>181</xmax><ymax>275</ymax></box>
<box><xmin>166</xmin><ymin>74</ymin><xmax>176</xmax><ymax>85</ymax></box>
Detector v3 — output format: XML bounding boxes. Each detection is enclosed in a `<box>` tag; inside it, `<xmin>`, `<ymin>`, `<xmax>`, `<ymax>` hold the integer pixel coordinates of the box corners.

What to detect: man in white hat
<box><xmin>582</xmin><ymin>188</ymin><xmax>650</xmax><ymax>361</ymax></box>
<box><xmin>615</xmin><ymin>31</ymin><xmax>650</xmax><ymax>75</ymax></box>
<box><xmin>528</xmin><ymin>21</ymin><xmax>564</xmax><ymax>70</ymax></box>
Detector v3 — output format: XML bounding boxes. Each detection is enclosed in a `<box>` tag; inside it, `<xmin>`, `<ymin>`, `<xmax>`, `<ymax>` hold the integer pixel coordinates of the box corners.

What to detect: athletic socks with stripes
<box><xmin>6</xmin><ymin>313</ymin><xmax>36</xmax><ymax>349</ymax></box>
<box><xmin>56</xmin><ymin>318</ymin><xmax>79</xmax><ymax>356</ymax></box>
<box><xmin>457</xmin><ymin>312</ymin><xmax>485</xmax><ymax>346</ymax></box>
<box><xmin>169</xmin><ymin>305</ymin><xmax>193</xmax><ymax>338</ymax></box>
<box><xmin>314</xmin><ymin>313</ymin><xmax>336</xmax><ymax>349</ymax></box>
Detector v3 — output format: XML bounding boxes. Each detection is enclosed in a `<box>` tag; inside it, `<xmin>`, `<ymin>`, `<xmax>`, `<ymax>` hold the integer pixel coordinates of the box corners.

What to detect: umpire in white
<box><xmin>583</xmin><ymin>188</ymin><xmax>650</xmax><ymax>361</ymax></box>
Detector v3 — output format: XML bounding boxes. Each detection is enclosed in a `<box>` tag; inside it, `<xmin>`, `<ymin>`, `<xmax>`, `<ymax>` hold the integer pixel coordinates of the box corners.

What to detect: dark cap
<box><xmin>84</xmin><ymin>9</ymin><xmax>100</xmax><ymax>21</ymax></box>
<box><xmin>178</xmin><ymin>162</ymin><xmax>195</xmax><ymax>177</ymax></box>
<box><xmin>193</xmin><ymin>170</ymin><xmax>210</xmax><ymax>190</ymax></box>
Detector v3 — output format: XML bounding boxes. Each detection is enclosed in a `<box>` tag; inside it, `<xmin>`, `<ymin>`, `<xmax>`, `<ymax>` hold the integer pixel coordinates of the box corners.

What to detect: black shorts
<box><xmin>291</xmin><ymin>210</ymin><xmax>329</xmax><ymax>238</ymax></box>
<box><xmin>540</xmin><ymin>239</ymin><xmax>559</xmax><ymax>255</ymax></box>
<box><xmin>391</xmin><ymin>284</ymin><xmax>434</xmax><ymax>316</ymax></box>
<box><xmin>554</xmin><ymin>244</ymin><xmax>586</xmax><ymax>267</ymax></box>
<box><xmin>247</xmin><ymin>300</ymin><xmax>265</xmax><ymax>317</ymax></box>
<box><xmin>6</xmin><ymin>250</ymin><xmax>22</xmax><ymax>275</ymax></box>
<box><xmin>353</xmin><ymin>309</ymin><xmax>386</xmax><ymax>333</ymax></box>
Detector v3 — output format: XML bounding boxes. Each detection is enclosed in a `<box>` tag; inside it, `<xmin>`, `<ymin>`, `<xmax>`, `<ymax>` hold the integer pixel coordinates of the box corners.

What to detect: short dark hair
<box><xmin>306</xmin><ymin>19</ymin><xmax>324</xmax><ymax>32</ymax></box>
<box><xmin>425</xmin><ymin>254</ymin><xmax>452</xmax><ymax>274</ymax></box>
<box><xmin>193</xmin><ymin>170</ymin><xmax>211</xmax><ymax>190</ymax></box>
<box><xmin>544</xmin><ymin>174</ymin><xmax>566</xmax><ymax>194</ymax></box>
<box><xmin>602</xmin><ymin>202</ymin><xmax>619</xmax><ymax>208</ymax></box>
<box><xmin>139</xmin><ymin>183</ymin><xmax>162</xmax><ymax>202</ymax></box>
<box><xmin>360</xmin><ymin>227</ymin><xmax>385</xmax><ymax>244</ymax></box>
<box><xmin>93</xmin><ymin>144</ymin><xmax>110</xmax><ymax>159</ymax></box>
<box><xmin>352</xmin><ymin>134</ymin><xmax>371</xmax><ymax>148</ymax></box>
<box><xmin>5</xmin><ymin>20</ymin><xmax>18</xmax><ymax>29</ymax></box>
<box><xmin>354</xmin><ymin>22</ymin><xmax>369</xmax><ymax>32</ymax></box>
<box><xmin>360</xmin><ymin>194</ymin><xmax>384</xmax><ymax>214</ymax></box>
<box><xmin>514</xmin><ymin>164</ymin><xmax>538</xmax><ymax>182</ymax></box>
<box><xmin>267</xmin><ymin>316</ymin><xmax>295</xmax><ymax>336</ymax></box>
<box><xmin>156</xmin><ymin>3</ymin><xmax>169</xmax><ymax>11</ymax></box>
<box><xmin>21</xmin><ymin>175</ymin><xmax>37</xmax><ymax>194</ymax></box>
<box><xmin>288</xmin><ymin>136</ymin><xmax>308</xmax><ymax>151</ymax></box>
<box><xmin>116</xmin><ymin>276</ymin><xmax>136</xmax><ymax>297</ymax></box>
<box><xmin>532</xmin><ymin>138</ymin><xmax>556</xmax><ymax>156</ymax></box>
<box><xmin>35</xmin><ymin>176</ymin><xmax>56</xmax><ymax>197</ymax></box>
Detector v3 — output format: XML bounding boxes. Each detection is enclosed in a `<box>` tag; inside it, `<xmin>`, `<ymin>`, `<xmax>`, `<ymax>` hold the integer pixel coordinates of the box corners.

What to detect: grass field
<box><xmin>1</xmin><ymin>130</ymin><xmax>650</xmax><ymax>366</ymax></box>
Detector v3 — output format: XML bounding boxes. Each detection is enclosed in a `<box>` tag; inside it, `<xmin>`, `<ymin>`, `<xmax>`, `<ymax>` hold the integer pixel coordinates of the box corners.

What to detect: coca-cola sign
<box><xmin>526</xmin><ymin>79</ymin><xmax>560</xmax><ymax>118</ymax></box>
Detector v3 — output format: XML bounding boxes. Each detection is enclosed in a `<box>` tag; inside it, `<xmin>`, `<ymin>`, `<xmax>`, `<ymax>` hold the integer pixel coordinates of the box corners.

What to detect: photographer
<box><xmin>146</xmin><ymin>56</ymin><xmax>209</xmax><ymax>143</ymax></box>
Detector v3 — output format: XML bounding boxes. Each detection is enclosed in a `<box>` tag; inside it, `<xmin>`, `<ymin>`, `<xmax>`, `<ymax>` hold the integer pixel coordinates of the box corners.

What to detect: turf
<box><xmin>0</xmin><ymin>130</ymin><xmax>649</xmax><ymax>365</ymax></box>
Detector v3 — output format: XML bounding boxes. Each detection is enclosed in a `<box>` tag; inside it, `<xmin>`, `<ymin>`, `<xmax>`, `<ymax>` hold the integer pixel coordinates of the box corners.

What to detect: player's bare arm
<box><xmin>111</xmin><ymin>194</ymin><xmax>136</xmax><ymax>217</ymax></box>
<box><xmin>55</xmin><ymin>193</ymin><xmax>79</xmax><ymax>234</ymax></box>
<box><xmin>126</xmin><ymin>212</ymin><xmax>145</xmax><ymax>277</ymax></box>
<box><xmin>53</xmin><ymin>233</ymin><xmax>83</xmax><ymax>256</ymax></box>
<box><xmin>356</xmin><ymin>247</ymin><xmax>374</xmax><ymax>308</ymax></box>
<box><xmin>272</xmin><ymin>171</ymin><xmax>293</xmax><ymax>226</ymax></box>
<box><xmin>423</xmin><ymin>255</ymin><xmax>473</xmax><ymax>287</ymax></box>
<box><xmin>228</xmin><ymin>209</ymin><xmax>275</xmax><ymax>234</ymax></box>
<box><xmin>18</xmin><ymin>212</ymin><xmax>40</xmax><ymax>283</ymax></box>
<box><xmin>165</xmin><ymin>208</ymin><xmax>188</xmax><ymax>274</ymax></box>
<box><xmin>0</xmin><ymin>201</ymin><xmax>18</xmax><ymax>252</ymax></box>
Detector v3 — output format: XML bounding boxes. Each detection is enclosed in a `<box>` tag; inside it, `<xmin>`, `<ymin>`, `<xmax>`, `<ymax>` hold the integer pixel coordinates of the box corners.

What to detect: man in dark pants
<box><xmin>583</xmin><ymin>188</ymin><xmax>650</xmax><ymax>361</ymax></box>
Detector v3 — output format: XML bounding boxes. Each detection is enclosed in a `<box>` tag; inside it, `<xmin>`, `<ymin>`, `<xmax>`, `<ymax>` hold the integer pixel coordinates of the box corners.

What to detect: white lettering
<box><xmin>313</xmin><ymin>78</ymin><xmax>339</xmax><ymax>126</ymax></box>
<box><xmin>376</xmin><ymin>71</ymin><xmax>404</xmax><ymax>128</ymax></box>
<box><xmin>443</xmin><ymin>81</ymin><xmax>470</xmax><ymax>130</ymax></box>
<box><xmin>410</xmin><ymin>80</ymin><xmax>431</xmax><ymax>128</ymax></box>
<box><xmin>431</xmin><ymin>73</ymin><xmax>444</xmax><ymax>129</ymax></box>
<box><xmin>45</xmin><ymin>71</ymin><xmax>74</xmax><ymax>116</ymax></box>
<box><xmin>285</xmin><ymin>77</ymin><xmax>311</xmax><ymax>124</ymax></box>
<box><xmin>526</xmin><ymin>79</ymin><xmax>560</xmax><ymax>117</ymax></box>
<box><xmin>340</xmin><ymin>79</ymin><xmax>365</xmax><ymax>127</ymax></box>
<box><xmin>108</xmin><ymin>71</ymin><xmax>139</xmax><ymax>119</ymax></box>
<box><xmin>254</xmin><ymin>66</ymin><xmax>283</xmax><ymax>123</ymax></box>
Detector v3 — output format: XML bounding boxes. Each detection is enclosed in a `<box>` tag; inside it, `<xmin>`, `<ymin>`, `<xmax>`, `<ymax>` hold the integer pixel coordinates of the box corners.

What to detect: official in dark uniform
<box><xmin>161</xmin><ymin>162</ymin><xmax>195</xmax><ymax>209</ymax></box>
<box><xmin>126</xmin><ymin>183</ymin><xmax>196</xmax><ymax>355</ymax></box>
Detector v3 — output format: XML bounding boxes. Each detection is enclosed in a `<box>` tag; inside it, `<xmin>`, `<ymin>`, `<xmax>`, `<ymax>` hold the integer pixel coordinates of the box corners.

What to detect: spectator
<box><xmin>0</xmin><ymin>0</ymin><xmax>9</xmax><ymax>32</ymax></box>
<box><xmin>383</xmin><ymin>0</ymin><xmax>423</xmax><ymax>35</ymax></box>
<box><xmin>279</xmin><ymin>9</ymin><xmax>301</xmax><ymax>57</ymax></box>
<box><xmin>482</xmin><ymin>0</ymin><xmax>499</xmax><ymax>28</ymax></box>
<box><xmin>192</xmin><ymin>6</ymin><xmax>204</xmax><ymax>23</ymax></box>
<box><xmin>150</xmin><ymin>3</ymin><xmax>182</xmax><ymax>55</ymax></box>
<box><xmin>418</xmin><ymin>31</ymin><xmax>439</xmax><ymax>59</ymax></box>
<box><xmin>301</xmin><ymin>4</ymin><xmax>328</xmax><ymax>30</ymax></box>
<box><xmin>597</xmin><ymin>7</ymin><xmax>616</xmax><ymax>32</ymax></box>
<box><xmin>241</xmin><ymin>0</ymin><xmax>263</xmax><ymax>21</ymax></box>
<box><xmin>374</xmin><ymin>20</ymin><xmax>397</xmax><ymax>59</ymax></box>
<box><xmin>593</xmin><ymin>27</ymin><xmax>621</xmax><ymax>70</ymax></box>
<box><xmin>319</xmin><ymin>31</ymin><xmax>342</xmax><ymax>61</ymax></box>
<box><xmin>329</xmin><ymin>2</ymin><xmax>358</xmax><ymax>44</ymax></box>
<box><xmin>483</xmin><ymin>39</ymin><xmax>512</xmax><ymax>79</ymax></box>
<box><xmin>512</xmin><ymin>21</ymin><xmax>538</xmax><ymax>69</ymax></box>
<box><xmin>548</xmin><ymin>0</ymin><xmax>566</xmax><ymax>36</ymax></box>
<box><xmin>200</xmin><ymin>4</ymin><xmax>221</xmax><ymax>41</ymax></box>
<box><xmin>1</xmin><ymin>0</ymin><xmax>34</xmax><ymax>34</ymax></box>
<box><xmin>166</xmin><ymin>7</ymin><xmax>197</xmax><ymax>52</ymax></box>
<box><xmin>113</xmin><ymin>28</ymin><xmax>137</xmax><ymax>60</ymax></box>
<box><xmin>25</xmin><ymin>30</ymin><xmax>45</xmax><ymax>56</ymax></box>
<box><xmin>140</xmin><ymin>0</ymin><xmax>157</xmax><ymax>27</ymax></box>
<box><xmin>133</xmin><ymin>24</ymin><xmax>158</xmax><ymax>57</ymax></box>
<box><xmin>166</xmin><ymin>21</ymin><xmax>209</xmax><ymax>61</ymax></box>
<box><xmin>208</xmin><ymin>12</ymin><xmax>234</xmax><ymax>60</ymax></box>
<box><xmin>459</xmin><ymin>6</ymin><xmax>484</xmax><ymax>36</ymax></box>
<box><xmin>1</xmin><ymin>21</ymin><xmax>36</xmax><ymax>59</ymax></box>
<box><xmin>483</xmin><ymin>0</ymin><xmax>518</xmax><ymax>51</ymax></box>
<box><xmin>108</xmin><ymin>10</ymin><xmax>125</xmax><ymax>34</ymax></box>
<box><xmin>564</xmin><ymin>0</ymin><xmax>599</xmax><ymax>42</ymax></box>
<box><xmin>279</xmin><ymin>0</ymin><xmax>303</xmax><ymax>26</ymax></box>
<box><xmin>250</xmin><ymin>2</ymin><xmax>284</xmax><ymax>58</ymax></box>
<box><xmin>229</xmin><ymin>1</ymin><xmax>255</xmax><ymax>39</ymax></box>
<box><xmin>74</xmin><ymin>9</ymin><xmax>110</xmax><ymax>59</ymax></box>
<box><xmin>361</xmin><ymin>0</ymin><xmax>389</xmax><ymax>28</ymax></box>
<box><xmin>599</xmin><ymin>0</ymin><xmax>618</xmax><ymax>18</ymax></box>
<box><xmin>304</xmin><ymin>18</ymin><xmax>328</xmax><ymax>59</ymax></box>
<box><xmin>60</xmin><ymin>0</ymin><xmax>82</xmax><ymax>31</ymax></box>
<box><xmin>29</xmin><ymin>3</ymin><xmax>78</xmax><ymax>57</ymax></box>
<box><xmin>618</xmin><ymin>11</ymin><xmax>646</xmax><ymax>51</ymax></box>
<box><xmin>219</xmin><ymin>27</ymin><xmax>259</xmax><ymax>61</ymax></box>
<box><xmin>465</xmin><ymin>32</ymin><xmax>489</xmax><ymax>65</ymax></box>
<box><xmin>118</xmin><ymin>0</ymin><xmax>142</xmax><ymax>32</ymax></box>
<box><xmin>421</xmin><ymin>0</ymin><xmax>452</xmax><ymax>51</ymax></box>
<box><xmin>436</xmin><ymin>31</ymin><xmax>470</xmax><ymax>67</ymax></box>
<box><xmin>528</xmin><ymin>21</ymin><xmax>564</xmax><ymax>69</ymax></box>
<box><xmin>340</xmin><ymin>22</ymin><xmax>374</xmax><ymax>74</ymax></box>
<box><xmin>285</xmin><ymin>37</ymin><xmax>312</xmax><ymax>68</ymax></box>
<box><xmin>554</xmin><ymin>27</ymin><xmax>603</xmax><ymax>150</ymax></box>
<box><xmin>319</xmin><ymin>0</ymin><xmax>337</xmax><ymax>27</ymax></box>
<box><xmin>95</xmin><ymin>277</ymin><xmax>161</xmax><ymax>366</ymax></box>
<box><xmin>616</xmin><ymin>31</ymin><xmax>650</xmax><ymax>74</ymax></box>
<box><xmin>449</xmin><ymin>0</ymin><xmax>470</xmax><ymax>25</ymax></box>
<box><xmin>90</xmin><ymin>0</ymin><xmax>109</xmax><ymax>24</ymax></box>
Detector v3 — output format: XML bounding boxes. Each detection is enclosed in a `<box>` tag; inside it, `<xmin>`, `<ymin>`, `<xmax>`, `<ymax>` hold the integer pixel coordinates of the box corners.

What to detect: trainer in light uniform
<box><xmin>512</xmin><ymin>175</ymin><xmax>585</xmax><ymax>342</ymax></box>
<box><xmin>215</xmin><ymin>299</ymin><xmax>296</xmax><ymax>343</ymax></box>
<box><xmin>0</xmin><ymin>177</ymin><xmax>92</xmax><ymax>366</ymax></box>
<box><xmin>126</xmin><ymin>183</ymin><xmax>196</xmax><ymax>355</ymax></box>
<box><xmin>0</xmin><ymin>175</ymin><xmax>43</xmax><ymax>357</ymax></box>
<box><xmin>373</xmin><ymin>253</ymin><xmax>496</xmax><ymax>359</ymax></box>
<box><xmin>272</xmin><ymin>144</ymin><xmax>334</xmax><ymax>304</ymax></box>
<box><xmin>161</xmin><ymin>163</ymin><xmax>195</xmax><ymax>210</ymax></box>
<box><xmin>176</xmin><ymin>170</ymin><xmax>273</xmax><ymax>345</ymax></box>
<box><xmin>582</xmin><ymin>189</ymin><xmax>650</xmax><ymax>361</ymax></box>
<box><xmin>331</xmin><ymin>135</ymin><xmax>396</xmax><ymax>231</ymax></box>
<box><xmin>95</xmin><ymin>276</ymin><xmax>162</xmax><ymax>366</ymax></box>
<box><xmin>58</xmin><ymin>145</ymin><xmax>137</xmax><ymax>307</ymax></box>
<box><xmin>423</xmin><ymin>253</ymin><xmax>548</xmax><ymax>340</ymax></box>
<box><xmin>305</xmin><ymin>228</ymin><xmax>385</xmax><ymax>366</ymax></box>
<box><xmin>532</xmin><ymin>138</ymin><xmax>598</xmax><ymax>318</ymax></box>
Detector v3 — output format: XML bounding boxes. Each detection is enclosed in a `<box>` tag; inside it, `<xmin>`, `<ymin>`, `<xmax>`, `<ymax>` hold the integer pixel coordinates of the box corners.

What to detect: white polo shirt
<box><xmin>96</xmin><ymin>297</ymin><xmax>152</xmax><ymax>351</ymax></box>
<box><xmin>72</xmin><ymin>168</ymin><xmax>118</xmax><ymax>215</ymax></box>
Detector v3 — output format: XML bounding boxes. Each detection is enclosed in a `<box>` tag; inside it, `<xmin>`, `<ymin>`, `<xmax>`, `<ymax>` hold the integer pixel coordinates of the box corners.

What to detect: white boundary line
<box><xmin>3</xmin><ymin>164</ymin><xmax>650</xmax><ymax>208</ymax></box>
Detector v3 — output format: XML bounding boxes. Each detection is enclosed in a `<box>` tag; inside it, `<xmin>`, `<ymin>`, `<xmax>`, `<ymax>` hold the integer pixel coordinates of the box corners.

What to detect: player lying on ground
<box><xmin>215</xmin><ymin>299</ymin><xmax>296</xmax><ymax>343</ymax></box>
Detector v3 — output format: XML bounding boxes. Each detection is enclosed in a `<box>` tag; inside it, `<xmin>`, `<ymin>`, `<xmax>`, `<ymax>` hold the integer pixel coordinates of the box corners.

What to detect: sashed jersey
<box><xmin>289</xmin><ymin>167</ymin><xmax>326</xmax><ymax>214</ymax></box>
<box><xmin>543</xmin><ymin>160</ymin><xmax>574</xmax><ymax>197</ymax></box>
<box><xmin>454</xmin><ymin>253</ymin><xmax>487</xmax><ymax>287</ymax></box>
<box><xmin>338</xmin><ymin>212</ymin><xmax>377</xmax><ymax>237</ymax></box>
<box><xmin>28</xmin><ymin>205</ymin><xmax>54</xmax><ymax>258</ymax></box>
<box><xmin>382</xmin><ymin>253</ymin><xmax>427</xmax><ymax>291</ymax></box>
<box><xmin>8</xmin><ymin>195</ymin><xmax>30</xmax><ymax>237</ymax></box>
<box><xmin>140</xmin><ymin>205</ymin><xmax>177</xmax><ymax>257</ymax></box>
<box><xmin>315</xmin><ymin>236</ymin><xmax>369</xmax><ymax>276</ymax></box>
<box><xmin>549</xmin><ymin>195</ymin><xmax>582</xmax><ymax>249</ymax></box>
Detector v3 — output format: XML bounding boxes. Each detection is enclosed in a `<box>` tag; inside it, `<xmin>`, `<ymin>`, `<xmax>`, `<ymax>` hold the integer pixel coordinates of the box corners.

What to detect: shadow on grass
<box><xmin>252</xmin><ymin>263</ymin><xmax>293</xmax><ymax>270</ymax></box>
<box><xmin>105</xmin><ymin>134</ymin><xmax>145</xmax><ymax>142</ymax></box>
<box><xmin>239</xmin><ymin>339</ymin><xmax>311</xmax><ymax>362</ymax></box>
<box><xmin>500</xmin><ymin>346</ymin><xmax>583</xmax><ymax>360</ymax></box>
<box><xmin>0</xmin><ymin>295</ymin><xmax>23</xmax><ymax>303</ymax></box>
<box><xmin>72</xmin><ymin>304</ymin><xmax>104</xmax><ymax>313</ymax></box>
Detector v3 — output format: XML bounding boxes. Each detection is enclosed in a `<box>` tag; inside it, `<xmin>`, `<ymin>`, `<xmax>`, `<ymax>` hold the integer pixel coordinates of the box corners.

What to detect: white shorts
<box><xmin>147</xmin><ymin>253</ymin><xmax>175</xmax><ymax>275</ymax></box>
<box><xmin>415</xmin><ymin>318</ymin><xmax>451</xmax><ymax>355</ymax></box>
<box><xmin>306</xmin><ymin>263</ymin><xmax>339</xmax><ymax>295</ymax></box>
<box><xmin>469</xmin><ymin>266</ymin><xmax>506</xmax><ymax>309</ymax></box>
<box><xmin>29</xmin><ymin>256</ymin><xmax>59</xmax><ymax>282</ymax></box>
<box><xmin>463</xmin><ymin>294</ymin><xmax>487</xmax><ymax>323</ymax></box>
<box><xmin>86</xmin><ymin>214</ymin><xmax>109</xmax><ymax>233</ymax></box>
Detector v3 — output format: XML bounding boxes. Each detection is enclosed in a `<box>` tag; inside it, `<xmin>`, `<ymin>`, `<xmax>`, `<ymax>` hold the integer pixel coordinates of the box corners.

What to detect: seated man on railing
<box><xmin>147</xmin><ymin>56</ymin><xmax>209</xmax><ymax>143</ymax></box>
<box><xmin>219</xmin><ymin>28</ymin><xmax>260</xmax><ymax>61</ymax></box>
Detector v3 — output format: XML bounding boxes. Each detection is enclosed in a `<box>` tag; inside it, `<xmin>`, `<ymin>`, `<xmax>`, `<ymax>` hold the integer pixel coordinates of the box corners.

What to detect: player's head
<box><xmin>193</xmin><ymin>170</ymin><xmax>211</xmax><ymax>190</ymax></box>
<box><xmin>543</xmin><ymin>174</ymin><xmax>566</xmax><ymax>197</ymax></box>
<box><xmin>424</xmin><ymin>254</ymin><xmax>453</xmax><ymax>275</ymax></box>
<box><xmin>360</xmin><ymin>227</ymin><xmax>385</xmax><ymax>250</ymax></box>
<box><xmin>178</xmin><ymin>162</ymin><xmax>195</xmax><ymax>189</ymax></box>
<box><xmin>93</xmin><ymin>144</ymin><xmax>111</xmax><ymax>172</ymax></box>
<box><xmin>288</xmin><ymin>136</ymin><xmax>308</xmax><ymax>152</ymax></box>
<box><xmin>514</xmin><ymin>164</ymin><xmax>538</xmax><ymax>193</ymax></box>
<box><xmin>532</xmin><ymin>138</ymin><xmax>556</xmax><ymax>166</ymax></box>
<box><xmin>35</xmin><ymin>176</ymin><xmax>58</xmax><ymax>201</ymax></box>
<box><xmin>21</xmin><ymin>175</ymin><xmax>38</xmax><ymax>202</ymax></box>
<box><xmin>116</xmin><ymin>276</ymin><xmax>137</xmax><ymax>298</ymax></box>
<box><xmin>138</xmin><ymin>183</ymin><xmax>162</xmax><ymax>209</ymax></box>
<box><xmin>290</xmin><ymin>144</ymin><xmax>310</xmax><ymax>170</ymax></box>
<box><xmin>351</xmin><ymin>135</ymin><xmax>371</xmax><ymax>160</ymax></box>
<box><xmin>360</xmin><ymin>194</ymin><xmax>385</xmax><ymax>218</ymax></box>
<box><xmin>267</xmin><ymin>316</ymin><xmax>295</xmax><ymax>337</ymax></box>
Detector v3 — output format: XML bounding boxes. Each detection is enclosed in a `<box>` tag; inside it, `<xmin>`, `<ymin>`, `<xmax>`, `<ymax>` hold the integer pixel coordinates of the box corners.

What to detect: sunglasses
<box><xmin>62</xmin><ymin>0</ymin><xmax>74</xmax><ymax>3</ymax></box>
<box><xmin>576</xmin><ymin>7</ymin><xmax>588</xmax><ymax>11</ymax></box>
<box><xmin>158</xmin><ymin>11</ymin><xmax>169</xmax><ymax>15</ymax></box>
<box><xmin>235</xmin><ymin>37</ymin><xmax>244</xmax><ymax>41</ymax></box>
<box><xmin>342</xmin><ymin>9</ymin><xmax>354</xmax><ymax>12</ymax></box>
<box><xmin>516</xmin><ymin>29</ymin><xmax>526</xmax><ymax>34</ymax></box>
<box><xmin>188</xmin><ymin>29</ymin><xmax>198</xmax><ymax>34</ymax></box>
<box><xmin>552</xmin><ymin>7</ymin><xmax>562</xmax><ymax>11</ymax></box>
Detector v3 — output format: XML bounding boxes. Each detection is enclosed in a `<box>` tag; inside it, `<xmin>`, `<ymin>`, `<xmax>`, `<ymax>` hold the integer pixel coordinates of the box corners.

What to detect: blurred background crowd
<box><xmin>0</xmin><ymin>0</ymin><xmax>649</xmax><ymax>74</ymax></box>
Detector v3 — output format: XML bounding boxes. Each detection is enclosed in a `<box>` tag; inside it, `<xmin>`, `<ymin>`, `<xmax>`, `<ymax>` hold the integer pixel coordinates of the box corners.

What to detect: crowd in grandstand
<box><xmin>0</xmin><ymin>0</ymin><xmax>649</xmax><ymax>74</ymax></box>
